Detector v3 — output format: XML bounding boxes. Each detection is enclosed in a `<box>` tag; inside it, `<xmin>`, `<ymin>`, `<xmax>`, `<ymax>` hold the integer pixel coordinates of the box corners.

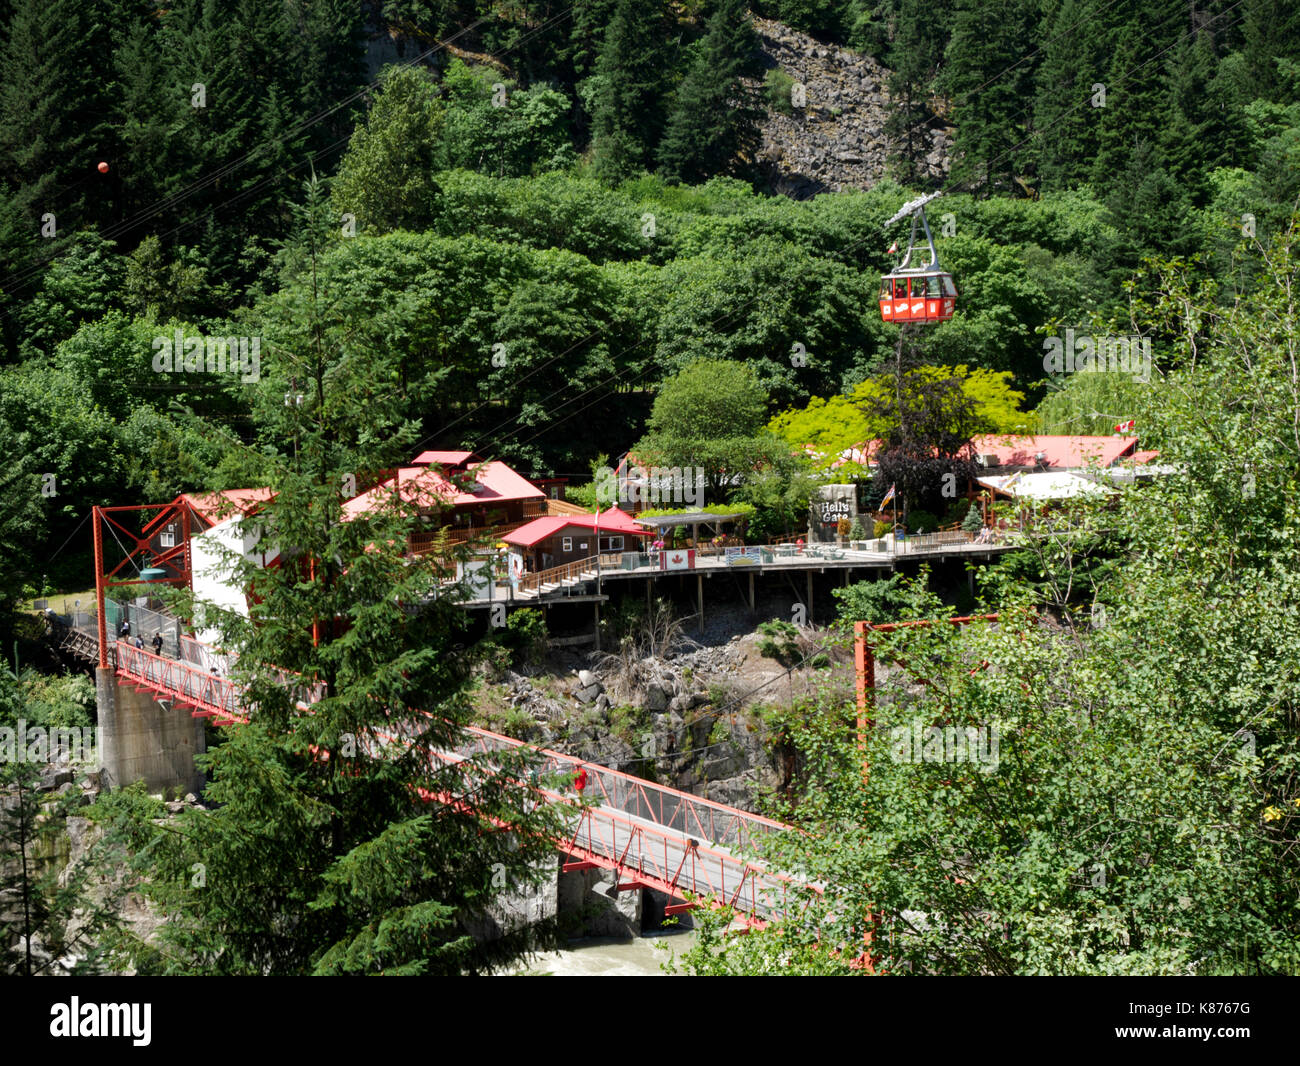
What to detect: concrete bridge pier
<box><xmin>96</xmin><ymin>666</ymin><xmax>206</xmax><ymax>796</ymax></box>
<box><xmin>558</xmin><ymin>856</ymin><xmax>643</xmax><ymax>937</ymax></box>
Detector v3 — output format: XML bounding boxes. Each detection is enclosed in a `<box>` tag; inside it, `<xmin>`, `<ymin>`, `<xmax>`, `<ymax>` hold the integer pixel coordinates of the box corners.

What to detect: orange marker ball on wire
<box><xmin>97</xmin><ymin>161</ymin><xmax>109</xmax><ymax>173</ymax></box>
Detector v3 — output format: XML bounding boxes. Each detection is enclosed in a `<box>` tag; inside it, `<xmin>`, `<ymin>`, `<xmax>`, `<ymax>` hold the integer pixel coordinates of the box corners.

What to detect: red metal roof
<box><xmin>342</xmin><ymin>461</ymin><xmax>543</xmax><ymax>518</ymax></box>
<box><xmin>965</xmin><ymin>434</ymin><xmax>1138</xmax><ymax>469</ymax></box>
<box><xmin>180</xmin><ymin>488</ymin><xmax>275</xmax><ymax>527</ymax></box>
<box><xmin>411</xmin><ymin>450</ymin><xmax>477</xmax><ymax>467</ymax></box>
<box><xmin>503</xmin><ymin>508</ymin><xmax>653</xmax><ymax>548</ymax></box>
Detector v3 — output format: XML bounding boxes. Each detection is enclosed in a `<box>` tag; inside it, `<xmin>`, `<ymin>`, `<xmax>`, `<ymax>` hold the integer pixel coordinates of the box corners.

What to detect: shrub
<box><xmin>765</xmin><ymin>69</ymin><xmax>796</xmax><ymax>116</ymax></box>
<box><xmin>757</xmin><ymin>619</ymin><xmax>801</xmax><ymax>664</ymax></box>
<box><xmin>907</xmin><ymin>509</ymin><xmax>939</xmax><ymax>534</ymax></box>
<box><xmin>848</xmin><ymin>517</ymin><xmax>867</xmax><ymax>540</ymax></box>
<box><xmin>503</xmin><ymin>608</ymin><xmax>549</xmax><ymax>666</ymax></box>
<box><xmin>832</xmin><ymin>573</ymin><xmax>911</xmax><ymax>627</ymax></box>
<box><xmin>873</xmin><ymin>520</ymin><xmax>892</xmax><ymax>539</ymax></box>
<box><xmin>962</xmin><ymin>504</ymin><xmax>985</xmax><ymax>532</ymax></box>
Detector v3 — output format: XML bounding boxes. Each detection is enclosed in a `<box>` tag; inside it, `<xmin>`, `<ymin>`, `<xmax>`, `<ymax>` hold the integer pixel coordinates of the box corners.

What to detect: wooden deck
<box><xmin>456</xmin><ymin>532</ymin><xmax>1018</xmax><ymax>607</ymax></box>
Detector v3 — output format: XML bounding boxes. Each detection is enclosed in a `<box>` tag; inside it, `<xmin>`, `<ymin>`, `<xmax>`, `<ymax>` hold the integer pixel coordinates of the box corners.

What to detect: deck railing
<box><xmin>409</xmin><ymin>520</ymin><xmax>531</xmax><ymax>554</ymax></box>
<box><xmin>517</xmin><ymin>555</ymin><xmax>601</xmax><ymax>594</ymax></box>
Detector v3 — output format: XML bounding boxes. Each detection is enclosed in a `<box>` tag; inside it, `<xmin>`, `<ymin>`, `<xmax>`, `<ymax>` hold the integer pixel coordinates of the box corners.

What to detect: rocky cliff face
<box><xmin>751</xmin><ymin>16</ymin><xmax>952</xmax><ymax>198</ymax></box>
<box><xmin>476</xmin><ymin>615</ymin><xmax>856</xmax><ymax>813</ymax></box>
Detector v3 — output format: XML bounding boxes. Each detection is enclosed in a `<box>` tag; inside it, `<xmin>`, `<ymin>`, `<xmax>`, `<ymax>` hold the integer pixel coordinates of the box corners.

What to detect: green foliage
<box><xmin>682</xmin><ymin>219</ymin><xmax>1300</xmax><ymax>976</ymax></box>
<box><xmin>763</xmin><ymin>68</ymin><xmax>796</xmax><ymax>117</ymax></box>
<box><xmin>832</xmin><ymin>571</ymin><xmax>914</xmax><ymax>627</ymax></box>
<box><xmin>0</xmin><ymin>667</ymin><xmax>123</xmax><ymax>976</ymax></box>
<box><xmin>437</xmin><ymin>60</ymin><xmax>575</xmax><ymax>178</ymax></box>
<box><xmin>588</xmin><ymin>0</ymin><xmax>674</xmax><ymax>183</ymax></box>
<box><xmin>769</xmin><ymin>364</ymin><xmax>1031</xmax><ymax>472</ymax></box>
<box><xmin>906</xmin><ymin>509</ymin><xmax>938</xmax><ymax>534</ymax></box>
<box><xmin>658</xmin><ymin>0</ymin><xmax>763</xmax><ymax>184</ymax></box>
<box><xmin>494</xmin><ymin>608</ymin><xmax>550</xmax><ymax>669</ymax></box>
<box><xmin>332</xmin><ymin>64</ymin><xmax>444</xmax><ymax>234</ymax></box>
<box><xmin>634</xmin><ymin>358</ymin><xmax>784</xmax><ymax>501</ymax></box>
<box><xmin>92</xmin><ymin>185</ymin><xmax>565</xmax><ymax>976</ymax></box>
<box><xmin>756</xmin><ymin>619</ymin><xmax>801</xmax><ymax>664</ymax></box>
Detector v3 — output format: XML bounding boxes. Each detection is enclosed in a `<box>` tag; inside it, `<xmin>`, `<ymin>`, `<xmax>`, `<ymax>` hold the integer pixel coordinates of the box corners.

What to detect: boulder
<box><xmin>642</xmin><ymin>683</ymin><xmax>671</xmax><ymax>713</ymax></box>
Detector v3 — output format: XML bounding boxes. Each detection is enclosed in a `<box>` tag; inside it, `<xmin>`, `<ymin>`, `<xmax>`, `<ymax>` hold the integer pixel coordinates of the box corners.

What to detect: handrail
<box><xmin>110</xmin><ymin>635</ymin><xmax>795</xmax><ymax>914</ymax></box>
<box><xmin>517</xmin><ymin>554</ymin><xmax>601</xmax><ymax>593</ymax></box>
<box><xmin>409</xmin><ymin>519</ymin><xmax>532</xmax><ymax>554</ymax></box>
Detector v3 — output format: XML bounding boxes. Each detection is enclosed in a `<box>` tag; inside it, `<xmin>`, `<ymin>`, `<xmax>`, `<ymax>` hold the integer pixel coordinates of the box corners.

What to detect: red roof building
<box><xmin>341</xmin><ymin>451</ymin><xmax>546</xmax><ymax>553</ymax></box>
<box><xmin>963</xmin><ymin>434</ymin><xmax>1141</xmax><ymax>470</ymax></box>
<box><xmin>503</xmin><ymin>508</ymin><xmax>653</xmax><ymax>571</ymax></box>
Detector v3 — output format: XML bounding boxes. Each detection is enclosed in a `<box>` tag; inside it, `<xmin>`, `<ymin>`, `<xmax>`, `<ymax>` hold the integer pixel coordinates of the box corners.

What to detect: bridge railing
<box><xmin>115</xmin><ymin>641</ymin><xmax>243</xmax><ymax>722</ymax></box>
<box><xmin>458</xmin><ymin>725</ymin><xmax>788</xmax><ymax>852</ymax></box>
<box><xmin>110</xmin><ymin>634</ymin><xmax>799</xmax><ymax>914</ymax></box>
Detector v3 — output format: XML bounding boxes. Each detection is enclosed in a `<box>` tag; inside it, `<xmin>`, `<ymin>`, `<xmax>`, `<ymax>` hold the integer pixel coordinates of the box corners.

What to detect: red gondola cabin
<box><xmin>878</xmin><ymin>272</ymin><xmax>957</xmax><ymax>324</ymax></box>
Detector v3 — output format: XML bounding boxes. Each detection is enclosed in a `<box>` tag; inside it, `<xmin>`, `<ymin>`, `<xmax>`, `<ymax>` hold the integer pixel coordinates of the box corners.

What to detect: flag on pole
<box><xmin>879</xmin><ymin>482</ymin><xmax>896</xmax><ymax>508</ymax></box>
<box><xmin>887</xmin><ymin>240</ymin><xmax>899</xmax><ymax>254</ymax></box>
<box><xmin>1001</xmin><ymin>470</ymin><xmax>1025</xmax><ymax>494</ymax></box>
<box><xmin>1115</xmin><ymin>419</ymin><xmax>1135</xmax><ymax>433</ymax></box>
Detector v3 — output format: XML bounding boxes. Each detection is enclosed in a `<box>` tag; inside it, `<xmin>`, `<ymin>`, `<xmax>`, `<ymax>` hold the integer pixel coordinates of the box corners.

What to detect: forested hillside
<box><xmin>2</xmin><ymin>0</ymin><xmax>1296</xmax><ymax>630</ymax></box>
<box><xmin>2</xmin><ymin>0</ymin><xmax>1300</xmax><ymax>980</ymax></box>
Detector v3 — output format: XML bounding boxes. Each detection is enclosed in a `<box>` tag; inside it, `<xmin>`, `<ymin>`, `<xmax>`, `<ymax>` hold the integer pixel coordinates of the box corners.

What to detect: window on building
<box><xmin>562</xmin><ymin>537</ymin><xmax>572</xmax><ymax>552</ymax></box>
<box><xmin>600</xmin><ymin>536</ymin><xmax>623</xmax><ymax>551</ymax></box>
<box><xmin>160</xmin><ymin>525</ymin><xmax>175</xmax><ymax>548</ymax></box>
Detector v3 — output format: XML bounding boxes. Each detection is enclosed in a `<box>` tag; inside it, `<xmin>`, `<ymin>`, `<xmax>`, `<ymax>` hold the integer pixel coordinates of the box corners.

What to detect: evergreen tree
<box><xmin>0</xmin><ymin>0</ymin><xmax>116</xmax><ymax>227</ymax></box>
<box><xmin>884</xmin><ymin>0</ymin><xmax>951</xmax><ymax>186</ymax></box>
<box><xmin>1241</xmin><ymin>0</ymin><xmax>1300</xmax><ymax>102</ymax></box>
<box><xmin>99</xmin><ymin>181</ymin><xmax>567</xmax><ymax>975</ymax></box>
<box><xmin>1088</xmin><ymin>6</ymin><xmax>1180</xmax><ymax>192</ymax></box>
<box><xmin>151</xmin><ymin>0</ymin><xmax>308</xmax><ymax>284</ymax></box>
<box><xmin>941</xmin><ymin>0</ymin><xmax>1038</xmax><ymax>196</ymax></box>
<box><xmin>1031</xmin><ymin>0</ymin><xmax>1108</xmax><ymax>191</ymax></box>
<box><xmin>657</xmin><ymin>0</ymin><xmax>763</xmax><ymax>184</ymax></box>
<box><xmin>332</xmin><ymin>65</ymin><xmax>444</xmax><ymax>233</ymax></box>
<box><xmin>1159</xmin><ymin>31</ymin><xmax>1246</xmax><ymax>202</ymax></box>
<box><xmin>588</xmin><ymin>0</ymin><xmax>674</xmax><ymax>184</ymax></box>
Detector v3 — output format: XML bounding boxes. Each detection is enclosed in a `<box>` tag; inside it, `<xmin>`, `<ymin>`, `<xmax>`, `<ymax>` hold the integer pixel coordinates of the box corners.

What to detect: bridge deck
<box><xmin>66</xmin><ymin>622</ymin><xmax>795</xmax><ymax>916</ymax></box>
<box><xmin>467</xmin><ymin>537</ymin><xmax>1016</xmax><ymax>606</ymax></box>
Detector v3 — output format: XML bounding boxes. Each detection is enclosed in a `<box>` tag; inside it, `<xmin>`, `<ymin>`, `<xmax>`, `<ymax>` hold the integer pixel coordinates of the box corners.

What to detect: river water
<box><xmin>514</xmin><ymin>930</ymin><xmax>697</xmax><ymax>976</ymax></box>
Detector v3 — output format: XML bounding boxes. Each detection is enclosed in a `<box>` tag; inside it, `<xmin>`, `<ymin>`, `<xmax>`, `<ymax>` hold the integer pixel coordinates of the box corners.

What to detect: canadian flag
<box><xmin>887</xmin><ymin>240</ymin><xmax>899</xmax><ymax>254</ymax></box>
<box><xmin>1115</xmin><ymin>419</ymin><xmax>1135</xmax><ymax>433</ymax></box>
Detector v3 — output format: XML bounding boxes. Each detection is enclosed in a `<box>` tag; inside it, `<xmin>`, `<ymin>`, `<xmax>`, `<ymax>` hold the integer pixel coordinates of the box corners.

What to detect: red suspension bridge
<box><xmin>69</xmin><ymin>621</ymin><xmax>796</xmax><ymax>920</ymax></box>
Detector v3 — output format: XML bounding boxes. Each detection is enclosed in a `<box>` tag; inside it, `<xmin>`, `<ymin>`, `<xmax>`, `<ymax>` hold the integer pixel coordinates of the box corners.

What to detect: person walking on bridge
<box><xmin>152</xmin><ymin>631</ymin><xmax>164</xmax><ymax>656</ymax></box>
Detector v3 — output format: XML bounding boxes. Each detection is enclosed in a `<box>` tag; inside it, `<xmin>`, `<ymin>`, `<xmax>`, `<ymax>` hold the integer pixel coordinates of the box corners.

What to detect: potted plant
<box><xmin>836</xmin><ymin>516</ymin><xmax>852</xmax><ymax>545</ymax></box>
<box><xmin>848</xmin><ymin>516</ymin><xmax>867</xmax><ymax>549</ymax></box>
